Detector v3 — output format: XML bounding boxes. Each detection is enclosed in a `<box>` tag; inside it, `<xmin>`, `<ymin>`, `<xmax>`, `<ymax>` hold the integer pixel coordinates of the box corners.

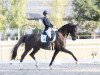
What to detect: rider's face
<box><xmin>46</xmin><ymin>14</ymin><xmax>49</xmax><ymax>17</ymax></box>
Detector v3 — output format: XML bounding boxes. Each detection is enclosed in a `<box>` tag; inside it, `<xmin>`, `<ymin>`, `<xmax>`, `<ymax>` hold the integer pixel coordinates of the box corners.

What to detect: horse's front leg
<box><xmin>61</xmin><ymin>47</ymin><xmax>78</xmax><ymax>63</ymax></box>
<box><xmin>49</xmin><ymin>50</ymin><xmax>59</xmax><ymax>66</ymax></box>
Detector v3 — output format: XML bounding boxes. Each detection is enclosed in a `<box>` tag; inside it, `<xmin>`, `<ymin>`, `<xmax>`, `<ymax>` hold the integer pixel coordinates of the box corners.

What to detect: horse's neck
<box><xmin>57</xmin><ymin>31</ymin><xmax>67</xmax><ymax>47</ymax></box>
<box><xmin>58</xmin><ymin>29</ymin><xmax>67</xmax><ymax>37</ymax></box>
<box><xmin>57</xmin><ymin>31</ymin><xmax>68</xmax><ymax>39</ymax></box>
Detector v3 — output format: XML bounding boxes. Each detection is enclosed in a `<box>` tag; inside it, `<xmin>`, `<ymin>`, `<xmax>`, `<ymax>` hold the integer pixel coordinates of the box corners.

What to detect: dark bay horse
<box><xmin>11</xmin><ymin>23</ymin><xmax>78</xmax><ymax>66</ymax></box>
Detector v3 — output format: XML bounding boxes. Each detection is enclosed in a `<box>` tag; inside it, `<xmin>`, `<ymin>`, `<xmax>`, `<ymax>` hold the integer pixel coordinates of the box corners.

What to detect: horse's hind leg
<box><xmin>20</xmin><ymin>50</ymin><xmax>30</xmax><ymax>62</ymax></box>
<box><xmin>30</xmin><ymin>48</ymin><xmax>40</xmax><ymax>67</ymax></box>
<box><xmin>19</xmin><ymin>46</ymin><xmax>32</xmax><ymax>69</ymax></box>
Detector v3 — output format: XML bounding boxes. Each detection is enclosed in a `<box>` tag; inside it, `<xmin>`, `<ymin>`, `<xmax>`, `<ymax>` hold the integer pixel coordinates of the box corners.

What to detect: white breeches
<box><xmin>45</xmin><ymin>28</ymin><xmax>52</xmax><ymax>38</ymax></box>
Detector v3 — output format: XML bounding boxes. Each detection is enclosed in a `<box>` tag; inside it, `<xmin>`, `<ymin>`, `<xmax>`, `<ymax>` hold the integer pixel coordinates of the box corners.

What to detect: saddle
<box><xmin>41</xmin><ymin>30</ymin><xmax>56</xmax><ymax>50</ymax></box>
<box><xmin>41</xmin><ymin>30</ymin><xmax>56</xmax><ymax>43</ymax></box>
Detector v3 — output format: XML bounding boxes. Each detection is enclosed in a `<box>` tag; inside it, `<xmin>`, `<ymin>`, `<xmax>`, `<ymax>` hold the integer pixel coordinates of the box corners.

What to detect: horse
<box><xmin>11</xmin><ymin>23</ymin><xmax>78</xmax><ymax>67</ymax></box>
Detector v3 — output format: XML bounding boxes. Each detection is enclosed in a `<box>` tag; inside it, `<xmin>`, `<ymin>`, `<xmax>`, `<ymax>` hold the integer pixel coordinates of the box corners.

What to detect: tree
<box><xmin>0</xmin><ymin>14</ymin><xmax>5</xmax><ymax>31</ymax></box>
<box><xmin>73</xmin><ymin>0</ymin><xmax>100</xmax><ymax>21</ymax></box>
<box><xmin>0</xmin><ymin>0</ymin><xmax>6</xmax><ymax>31</ymax></box>
<box><xmin>73</xmin><ymin>0</ymin><xmax>100</xmax><ymax>31</ymax></box>
<box><xmin>10</xmin><ymin>0</ymin><xmax>27</xmax><ymax>28</ymax></box>
<box><xmin>9</xmin><ymin>0</ymin><xmax>27</xmax><ymax>39</ymax></box>
<box><xmin>50</xmin><ymin>0</ymin><xmax>67</xmax><ymax>28</ymax></box>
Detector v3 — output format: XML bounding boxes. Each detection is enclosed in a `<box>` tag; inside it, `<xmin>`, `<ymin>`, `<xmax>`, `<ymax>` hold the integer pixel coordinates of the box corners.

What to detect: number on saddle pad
<box><xmin>41</xmin><ymin>34</ymin><xmax>47</xmax><ymax>42</ymax></box>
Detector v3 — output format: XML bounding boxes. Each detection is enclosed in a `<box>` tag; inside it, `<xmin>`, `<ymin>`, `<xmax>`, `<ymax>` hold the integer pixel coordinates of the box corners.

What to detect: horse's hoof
<box><xmin>10</xmin><ymin>60</ymin><xmax>14</xmax><ymax>65</ymax></box>
<box><xmin>19</xmin><ymin>66</ymin><xmax>23</xmax><ymax>70</ymax></box>
<box><xmin>35</xmin><ymin>64</ymin><xmax>38</xmax><ymax>68</ymax></box>
<box><xmin>75</xmin><ymin>61</ymin><xmax>78</xmax><ymax>64</ymax></box>
<box><xmin>10</xmin><ymin>63</ymin><xmax>12</xmax><ymax>65</ymax></box>
<box><xmin>19</xmin><ymin>63</ymin><xmax>23</xmax><ymax>70</ymax></box>
<box><xmin>35</xmin><ymin>65</ymin><xmax>40</xmax><ymax>71</ymax></box>
<box><xmin>37</xmin><ymin>68</ymin><xmax>40</xmax><ymax>71</ymax></box>
<box><xmin>19</xmin><ymin>68</ymin><xmax>23</xmax><ymax>70</ymax></box>
<box><xmin>49</xmin><ymin>66</ymin><xmax>53</xmax><ymax>70</ymax></box>
<box><xmin>35</xmin><ymin>63</ymin><xmax>39</xmax><ymax>68</ymax></box>
<box><xmin>35</xmin><ymin>60</ymin><xmax>39</xmax><ymax>68</ymax></box>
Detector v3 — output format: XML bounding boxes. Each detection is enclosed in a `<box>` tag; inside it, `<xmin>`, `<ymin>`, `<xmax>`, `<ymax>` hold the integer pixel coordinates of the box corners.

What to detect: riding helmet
<box><xmin>43</xmin><ymin>10</ymin><xmax>49</xmax><ymax>15</ymax></box>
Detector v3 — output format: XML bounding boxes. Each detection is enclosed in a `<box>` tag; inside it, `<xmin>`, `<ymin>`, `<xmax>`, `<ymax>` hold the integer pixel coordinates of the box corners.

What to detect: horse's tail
<box><xmin>11</xmin><ymin>35</ymin><xmax>27</xmax><ymax>60</ymax></box>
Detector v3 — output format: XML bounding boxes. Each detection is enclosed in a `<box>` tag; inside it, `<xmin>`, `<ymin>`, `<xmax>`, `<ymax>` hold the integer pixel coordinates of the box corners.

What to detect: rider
<box><xmin>42</xmin><ymin>10</ymin><xmax>53</xmax><ymax>41</ymax></box>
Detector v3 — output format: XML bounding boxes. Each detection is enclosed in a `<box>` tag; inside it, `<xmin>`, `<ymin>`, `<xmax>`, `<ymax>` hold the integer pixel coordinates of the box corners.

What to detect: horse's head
<box><xmin>67</xmin><ymin>23</ymin><xmax>78</xmax><ymax>41</ymax></box>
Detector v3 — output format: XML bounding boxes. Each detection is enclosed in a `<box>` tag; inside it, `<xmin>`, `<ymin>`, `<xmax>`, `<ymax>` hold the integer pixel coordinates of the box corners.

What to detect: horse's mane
<box><xmin>58</xmin><ymin>25</ymin><xmax>65</xmax><ymax>31</ymax></box>
<box><xmin>58</xmin><ymin>23</ymin><xmax>70</xmax><ymax>31</ymax></box>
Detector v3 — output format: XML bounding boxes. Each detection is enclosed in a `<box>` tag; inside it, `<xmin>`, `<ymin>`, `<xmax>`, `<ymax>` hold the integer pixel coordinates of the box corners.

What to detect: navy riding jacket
<box><xmin>42</xmin><ymin>17</ymin><xmax>53</xmax><ymax>30</ymax></box>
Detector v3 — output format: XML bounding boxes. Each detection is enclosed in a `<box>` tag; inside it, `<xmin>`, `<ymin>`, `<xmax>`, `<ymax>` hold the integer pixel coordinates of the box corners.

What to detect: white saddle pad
<box><xmin>41</xmin><ymin>34</ymin><xmax>47</xmax><ymax>43</ymax></box>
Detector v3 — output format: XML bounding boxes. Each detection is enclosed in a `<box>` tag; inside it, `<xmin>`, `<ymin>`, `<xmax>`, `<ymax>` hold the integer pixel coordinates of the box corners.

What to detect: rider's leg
<box><xmin>45</xmin><ymin>28</ymin><xmax>52</xmax><ymax>39</ymax></box>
